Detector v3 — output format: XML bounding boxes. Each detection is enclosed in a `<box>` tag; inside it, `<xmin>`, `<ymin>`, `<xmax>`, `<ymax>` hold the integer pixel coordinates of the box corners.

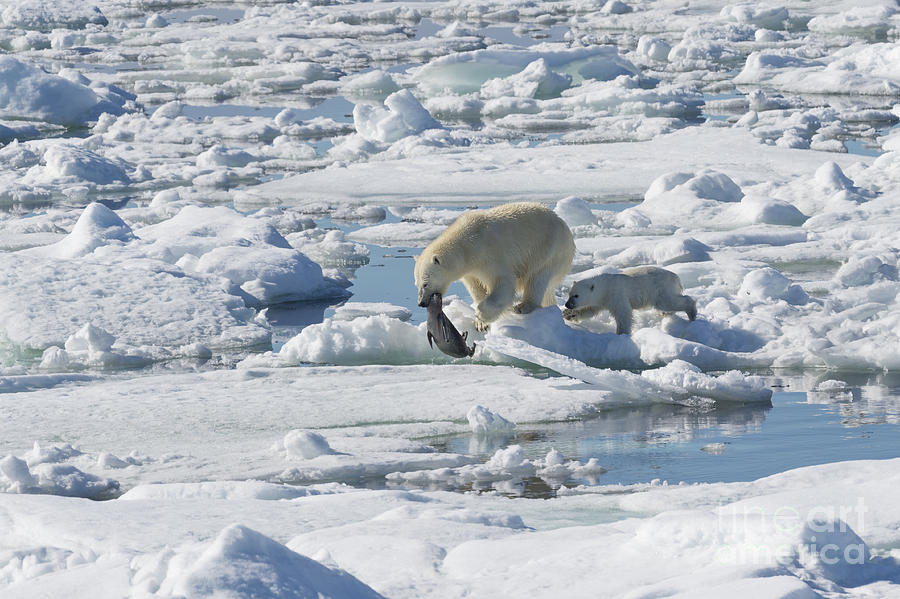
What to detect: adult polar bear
<box><xmin>415</xmin><ymin>202</ymin><xmax>575</xmax><ymax>331</ymax></box>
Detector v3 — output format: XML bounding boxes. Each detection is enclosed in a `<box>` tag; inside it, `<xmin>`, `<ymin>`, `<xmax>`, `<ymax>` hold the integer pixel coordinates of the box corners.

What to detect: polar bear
<box><xmin>563</xmin><ymin>266</ymin><xmax>696</xmax><ymax>335</ymax></box>
<box><xmin>415</xmin><ymin>202</ymin><xmax>575</xmax><ymax>330</ymax></box>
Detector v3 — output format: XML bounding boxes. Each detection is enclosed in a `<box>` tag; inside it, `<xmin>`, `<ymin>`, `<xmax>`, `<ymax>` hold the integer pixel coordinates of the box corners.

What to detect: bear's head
<box><xmin>414</xmin><ymin>251</ymin><xmax>457</xmax><ymax>307</ymax></box>
<box><xmin>564</xmin><ymin>278</ymin><xmax>596</xmax><ymax>310</ymax></box>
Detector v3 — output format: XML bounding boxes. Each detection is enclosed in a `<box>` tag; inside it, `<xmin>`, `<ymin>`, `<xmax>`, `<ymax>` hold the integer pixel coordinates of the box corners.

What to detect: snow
<box><xmin>3</xmin><ymin>0</ymin><xmax>900</xmax><ymax>596</ymax></box>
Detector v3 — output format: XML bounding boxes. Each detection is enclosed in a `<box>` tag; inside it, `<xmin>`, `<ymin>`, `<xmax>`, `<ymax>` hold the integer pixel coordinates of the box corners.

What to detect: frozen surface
<box><xmin>3</xmin><ymin>0</ymin><xmax>900</xmax><ymax>596</ymax></box>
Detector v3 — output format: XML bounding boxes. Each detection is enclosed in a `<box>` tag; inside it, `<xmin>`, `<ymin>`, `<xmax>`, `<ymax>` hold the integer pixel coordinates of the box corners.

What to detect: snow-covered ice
<box><xmin>4</xmin><ymin>0</ymin><xmax>900</xmax><ymax>596</ymax></box>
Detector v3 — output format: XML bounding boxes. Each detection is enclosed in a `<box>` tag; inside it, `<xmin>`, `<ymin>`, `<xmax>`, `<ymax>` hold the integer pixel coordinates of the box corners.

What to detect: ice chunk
<box><xmin>808</xmin><ymin>5</ymin><xmax>897</xmax><ymax>37</ymax></box>
<box><xmin>30</xmin><ymin>463</ymin><xmax>119</xmax><ymax>498</ymax></box>
<box><xmin>97</xmin><ymin>452</ymin><xmax>132</xmax><ymax>469</ymax></box>
<box><xmin>283</xmin><ymin>430</ymin><xmax>337</xmax><ymax>460</ymax></box>
<box><xmin>640</xmin><ymin>359</ymin><xmax>772</xmax><ymax>404</ymax></box>
<box><xmin>0</xmin><ymin>455</ymin><xmax>37</xmax><ymax>492</ymax></box>
<box><xmin>341</xmin><ymin>70</ymin><xmax>400</xmax><ymax>98</ymax></box>
<box><xmin>136</xmin><ymin>205</ymin><xmax>292</xmax><ymax>262</ymax></box>
<box><xmin>353</xmin><ymin>89</ymin><xmax>443</xmax><ymax>143</ymax></box>
<box><xmin>160</xmin><ymin>524</ymin><xmax>384</xmax><ymax>599</ymax></box>
<box><xmin>194</xmin><ymin>246</ymin><xmax>350</xmax><ymax>308</ymax></box>
<box><xmin>734</xmin><ymin>195</ymin><xmax>807</xmax><ymax>226</ymax></box>
<box><xmin>25</xmin><ymin>143</ymin><xmax>131</xmax><ymax>185</ymax></box>
<box><xmin>480</xmin><ymin>58</ymin><xmax>572</xmax><ymax>100</ymax></box>
<box><xmin>150</xmin><ymin>100</ymin><xmax>183</xmax><ymax>121</ymax></box>
<box><xmin>636</xmin><ymin>36</ymin><xmax>671</xmax><ymax>62</ymax></box>
<box><xmin>64</xmin><ymin>323</ymin><xmax>115</xmax><ymax>353</ymax></box>
<box><xmin>601</xmin><ymin>0</ymin><xmax>633</xmax><ymax>15</ymax></box>
<box><xmin>287</xmin><ymin>229</ymin><xmax>370</xmax><ymax>270</ymax></box>
<box><xmin>646</xmin><ymin>170</ymin><xmax>743</xmax><ymax>203</ymax></box>
<box><xmin>149</xmin><ymin>189</ymin><xmax>182</xmax><ymax>209</ymax></box>
<box><xmin>738</xmin><ymin>267</ymin><xmax>809</xmax><ymax>305</ymax></box>
<box><xmin>467</xmin><ymin>405</ymin><xmax>516</xmax><ymax>435</ymax></box>
<box><xmin>145</xmin><ymin>13</ymin><xmax>168</xmax><ymax>28</ymax></box>
<box><xmin>486</xmin><ymin>445</ymin><xmax>529</xmax><ymax>472</ymax></box>
<box><xmin>414</xmin><ymin>46</ymin><xmax>639</xmax><ymax>95</ymax></box>
<box><xmin>0</xmin><ymin>56</ymin><xmax>125</xmax><ymax>125</ymax></box>
<box><xmin>39</xmin><ymin>346</ymin><xmax>70</xmax><ymax>370</ymax></box>
<box><xmin>554</xmin><ymin>196</ymin><xmax>597</xmax><ymax>227</ymax></box>
<box><xmin>720</xmin><ymin>5</ymin><xmax>790</xmax><ymax>29</ymax></box>
<box><xmin>435</xmin><ymin>21</ymin><xmax>480</xmax><ymax>38</ymax></box>
<box><xmin>279</xmin><ymin>315</ymin><xmax>440</xmax><ymax>366</ymax></box>
<box><xmin>332</xmin><ymin>302</ymin><xmax>411</xmax><ymax>322</ymax></box>
<box><xmin>26</xmin><ymin>202</ymin><xmax>134</xmax><ymax>258</ymax></box>
<box><xmin>701</xmin><ymin>443</ymin><xmax>726</xmax><ymax>454</ymax></box>
<box><xmin>609</xmin><ymin>237</ymin><xmax>711</xmax><ymax>267</ymax></box>
<box><xmin>19</xmin><ymin>441</ymin><xmax>81</xmax><ymax>467</ymax></box>
<box><xmin>835</xmin><ymin>255</ymin><xmax>898</xmax><ymax>287</ymax></box>
<box><xmin>814</xmin><ymin>161</ymin><xmax>856</xmax><ymax>193</ymax></box>
<box><xmin>0</xmin><ymin>1</ymin><xmax>108</xmax><ymax>31</ymax></box>
<box><xmin>196</xmin><ymin>144</ymin><xmax>260</xmax><ymax>169</ymax></box>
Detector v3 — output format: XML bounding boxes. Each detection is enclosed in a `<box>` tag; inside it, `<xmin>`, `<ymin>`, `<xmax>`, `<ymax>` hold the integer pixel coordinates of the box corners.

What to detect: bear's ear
<box><xmin>432</xmin><ymin>255</ymin><xmax>440</xmax><ymax>265</ymax></box>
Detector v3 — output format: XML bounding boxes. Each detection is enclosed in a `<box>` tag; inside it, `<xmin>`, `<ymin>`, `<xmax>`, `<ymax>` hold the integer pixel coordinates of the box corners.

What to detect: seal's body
<box><xmin>425</xmin><ymin>293</ymin><xmax>475</xmax><ymax>358</ymax></box>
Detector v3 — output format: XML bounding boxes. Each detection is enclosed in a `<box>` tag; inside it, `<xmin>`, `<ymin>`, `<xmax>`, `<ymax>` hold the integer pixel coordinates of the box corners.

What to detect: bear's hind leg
<box><xmin>474</xmin><ymin>276</ymin><xmax>516</xmax><ymax>331</ymax></box>
<box><xmin>658</xmin><ymin>294</ymin><xmax>697</xmax><ymax>321</ymax></box>
<box><xmin>515</xmin><ymin>271</ymin><xmax>553</xmax><ymax>314</ymax></box>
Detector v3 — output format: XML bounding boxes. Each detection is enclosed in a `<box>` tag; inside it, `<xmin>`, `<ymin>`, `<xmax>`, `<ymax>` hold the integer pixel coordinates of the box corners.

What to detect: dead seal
<box><xmin>425</xmin><ymin>292</ymin><xmax>475</xmax><ymax>358</ymax></box>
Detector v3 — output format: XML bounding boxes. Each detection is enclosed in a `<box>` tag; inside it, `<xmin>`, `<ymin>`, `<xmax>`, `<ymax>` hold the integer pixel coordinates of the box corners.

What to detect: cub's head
<box><xmin>564</xmin><ymin>278</ymin><xmax>596</xmax><ymax>310</ymax></box>
<box><xmin>414</xmin><ymin>251</ymin><xmax>454</xmax><ymax>307</ymax></box>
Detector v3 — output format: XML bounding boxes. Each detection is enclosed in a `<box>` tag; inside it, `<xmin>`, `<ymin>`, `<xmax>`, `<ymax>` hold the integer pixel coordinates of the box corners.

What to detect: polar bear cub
<box><xmin>415</xmin><ymin>202</ymin><xmax>575</xmax><ymax>331</ymax></box>
<box><xmin>563</xmin><ymin>266</ymin><xmax>696</xmax><ymax>335</ymax></box>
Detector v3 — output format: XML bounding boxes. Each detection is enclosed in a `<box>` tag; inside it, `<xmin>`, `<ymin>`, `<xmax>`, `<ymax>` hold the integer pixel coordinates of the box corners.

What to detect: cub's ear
<box><xmin>433</xmin><ymin>255</ymin><xmax>441</xmax><ymax>265</ymax></box>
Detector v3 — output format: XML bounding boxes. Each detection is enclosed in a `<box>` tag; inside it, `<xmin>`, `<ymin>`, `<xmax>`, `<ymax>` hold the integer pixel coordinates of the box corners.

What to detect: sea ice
<box><xmin>4</xmin><ymin>0</ymin><xmax>900</xmax><ymax>596</ymax></box>
<box><xmin>353</xmin><ymin>89</ymin><xmax>443</xmax><ymax>143</ymax></box>
<box><xmin>0</xmin><ymin>56</ymin><xmax>129</xmax><ymax>126</ymax></box>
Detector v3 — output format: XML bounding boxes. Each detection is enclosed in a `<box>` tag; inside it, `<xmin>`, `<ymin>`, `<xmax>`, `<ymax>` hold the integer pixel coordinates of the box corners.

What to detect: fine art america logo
<box><xmin>714</xmin><ymin>498</ymin><xmax>869</xmax><ymax>567</ymax></box>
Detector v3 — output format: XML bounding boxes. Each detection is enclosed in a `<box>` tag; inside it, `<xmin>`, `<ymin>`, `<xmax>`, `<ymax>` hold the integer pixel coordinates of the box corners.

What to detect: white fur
<box><xmin>415</xmin><ymin>202</ymin><xmax>575</xmax><ymax>330</ymax></box>
<box><xmin>563</xmin><ymin>266</ymin><xmax>697</xmax><ymax>334</ymax></box>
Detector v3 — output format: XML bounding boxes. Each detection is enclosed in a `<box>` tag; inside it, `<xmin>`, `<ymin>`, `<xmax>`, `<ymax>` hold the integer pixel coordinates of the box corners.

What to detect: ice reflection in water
<box><xmin>402</xmin><ymin>378</ymin><xmax>900</xmax><ymax>498</ymax></box>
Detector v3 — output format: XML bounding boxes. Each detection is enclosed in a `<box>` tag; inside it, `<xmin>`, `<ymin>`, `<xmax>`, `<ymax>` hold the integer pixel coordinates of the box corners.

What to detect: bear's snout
<box><xmin>418</xmin><ymin>291</ymin><xmax>436</xmax><ymax>308</ymax></box>
<box><xmin>565</xmin><ymin>297</ymin><xmax>575</xmax><ymax>309</ymax></box>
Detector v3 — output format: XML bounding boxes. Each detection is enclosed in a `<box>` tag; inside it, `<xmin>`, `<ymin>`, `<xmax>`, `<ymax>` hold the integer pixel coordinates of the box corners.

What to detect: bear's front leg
<box><xmin>474</xmin><ymin>276</ymin><xmax>516</xmax><ymax>331</ymax></box>
<box><xmin>562</xmin><ymin>306</ymin><xmax>599</xmax><ymax>323</ymax></box>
